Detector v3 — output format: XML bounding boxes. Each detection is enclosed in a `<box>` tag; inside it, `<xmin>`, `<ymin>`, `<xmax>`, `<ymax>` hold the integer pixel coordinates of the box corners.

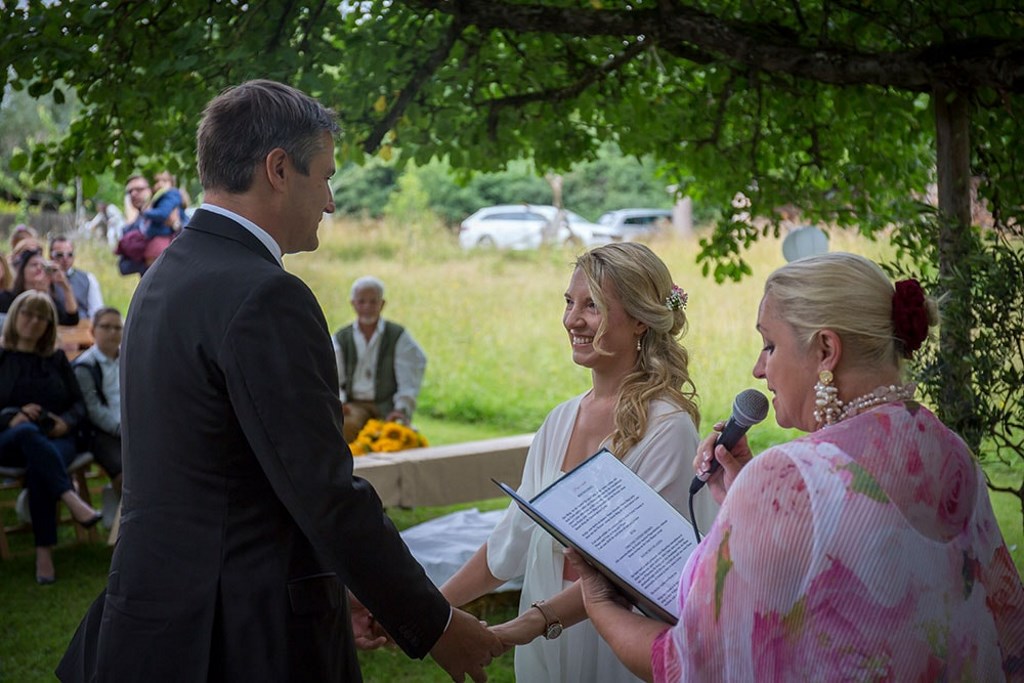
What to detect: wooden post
<box><xmin>933</xmin><ymin>86</ymin><xmax>981</xmax><ymax>450</ymax></box>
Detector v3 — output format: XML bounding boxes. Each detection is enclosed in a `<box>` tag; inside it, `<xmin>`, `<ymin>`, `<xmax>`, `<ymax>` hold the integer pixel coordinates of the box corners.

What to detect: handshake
<box><xmin>351</xmin><ymin>593</ymin><xmax>510</xmax><ymax>683</ymax></box>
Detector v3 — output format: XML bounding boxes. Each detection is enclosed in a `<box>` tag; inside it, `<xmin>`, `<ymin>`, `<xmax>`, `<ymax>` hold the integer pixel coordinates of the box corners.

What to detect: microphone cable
<box><xmin>688</xmin><ymin>490</ymin><xmax>704</xmax><ymax>543</ymax></box>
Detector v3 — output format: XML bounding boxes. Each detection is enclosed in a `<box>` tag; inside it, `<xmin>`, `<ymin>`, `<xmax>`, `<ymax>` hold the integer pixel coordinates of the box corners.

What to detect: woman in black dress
<box><xmin>0</xmin><ymin>290</ymin><xmax>99</xmax><ymax>583</ymax></box>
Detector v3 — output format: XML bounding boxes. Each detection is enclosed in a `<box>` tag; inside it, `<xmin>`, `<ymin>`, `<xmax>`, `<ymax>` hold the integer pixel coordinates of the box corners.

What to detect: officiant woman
<box><xmin>569</xmin><ymin>251</ymin><xmax>1024</xmax><ymax>682</ymax></box>
<box><xmin>441</xmin><ymin>242</ymin><xmax>716</xmax><ymax>682</ymax></box>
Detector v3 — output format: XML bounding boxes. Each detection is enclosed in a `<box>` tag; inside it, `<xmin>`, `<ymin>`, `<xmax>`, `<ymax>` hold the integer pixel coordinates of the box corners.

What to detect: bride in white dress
<box><xmin>441</xmin><ymin>242</ymin><xmax>717</xmax><ymax>683</ymax></box>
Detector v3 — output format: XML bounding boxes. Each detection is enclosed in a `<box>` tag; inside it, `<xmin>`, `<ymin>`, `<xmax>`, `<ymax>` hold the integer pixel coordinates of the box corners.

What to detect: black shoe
<box><xmin>36</xmin><ymin>574</ymin><xmax>56</xmax><ymax>585</ymax></box>
<box><xmin>79</xmin><ymin>513</ymin><xmax>103</xmax><ymax>529</ymax></box>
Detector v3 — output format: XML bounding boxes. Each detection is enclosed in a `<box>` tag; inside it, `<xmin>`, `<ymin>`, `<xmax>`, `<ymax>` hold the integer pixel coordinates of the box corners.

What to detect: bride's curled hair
<box><xmin>574</xmin><ymin>243</ymin><xmax>699</xmax><ymax>456</ymax></box>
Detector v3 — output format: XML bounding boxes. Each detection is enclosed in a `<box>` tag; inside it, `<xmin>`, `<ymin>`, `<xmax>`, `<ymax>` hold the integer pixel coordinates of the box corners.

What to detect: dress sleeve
<box><xmin>486</xmin><ymin>407</ymin><xmax>564</xmax><ymax>581</ymax></box>
<box><xmin>54</xmin><ymin>352</ymin><xmax>87</xmax><ymax>430</ymax></box>
<box><xmin>55</xmin><ymin>295</ymin><xmax>80</xmax><ymax>326</ymax></box>
<box><xmin>625</xmin><ymin>402</ymin><xmax>707</xmax><ymax>520</ymax></box>
<box><xmin>652</xmin><ymin>447</ymin><xmax>814</xmax><ymax>682</ymax></box>
<box><xmin>971</xmin><ymin>468</ymin><xmax>1024</xmax><ymax>673</ymax></box>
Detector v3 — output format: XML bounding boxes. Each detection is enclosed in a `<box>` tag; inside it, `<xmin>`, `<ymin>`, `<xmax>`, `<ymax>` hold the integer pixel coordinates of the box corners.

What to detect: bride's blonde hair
<box><xmin>574</xmin><ymin>243</ymin><xmax>699</xmax><ymax>456</ymax></box>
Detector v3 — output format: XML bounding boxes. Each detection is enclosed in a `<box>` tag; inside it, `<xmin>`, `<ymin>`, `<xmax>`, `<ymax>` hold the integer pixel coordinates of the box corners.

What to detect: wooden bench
<box><xmin>353</xmin><ymin>433</ymin><xmax>533</xmax><ymax>508</ymax></box>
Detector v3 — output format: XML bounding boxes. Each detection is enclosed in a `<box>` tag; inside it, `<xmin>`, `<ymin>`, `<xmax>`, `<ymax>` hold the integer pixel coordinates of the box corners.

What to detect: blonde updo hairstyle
<box><xmin>763</xmin><ymin>252</ymin><xmax>939</xmax><ymax>373</ymax></box>
<box><xmin>574</xmin><ymin>243</ymin><xmax>699</xmax><ymax>456</ymax></box>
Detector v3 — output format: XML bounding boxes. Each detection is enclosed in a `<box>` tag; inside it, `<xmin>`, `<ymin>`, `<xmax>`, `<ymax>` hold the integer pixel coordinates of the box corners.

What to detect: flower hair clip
<box><xmin>892</xmin><ymin>279</ymin><xmax>928</xmax><ymax>358</ymax></box>
<box><xmin>665</xmin><ymin>285</ymin><xmax>688</xmax><ymax>311</ymax></box>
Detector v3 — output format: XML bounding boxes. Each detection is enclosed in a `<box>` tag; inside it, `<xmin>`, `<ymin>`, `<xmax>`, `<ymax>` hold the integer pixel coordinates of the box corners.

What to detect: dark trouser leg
<box><xmin>0</xmin><ymin>424</ymin><xmax>75</xmax><ymax>547</ymax></box>
<box><xmin>90</xmin><ymin>431</ymin><xmax>123</xmax><ymax>480</ymax></box>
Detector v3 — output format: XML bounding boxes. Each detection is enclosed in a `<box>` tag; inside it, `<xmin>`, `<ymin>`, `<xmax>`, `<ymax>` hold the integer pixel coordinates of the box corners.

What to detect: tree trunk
<box><xmin>933</xmin><ymin>87</ymin><xmax>981</xmax><ymax>450</ymax></box>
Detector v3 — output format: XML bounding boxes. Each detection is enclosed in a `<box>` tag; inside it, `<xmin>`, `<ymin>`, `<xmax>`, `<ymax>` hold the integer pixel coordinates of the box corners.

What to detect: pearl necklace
<box><xmin>837</xmin><ymin>383</ymin><xmax>916</xmax><ymax>423</ymax></box>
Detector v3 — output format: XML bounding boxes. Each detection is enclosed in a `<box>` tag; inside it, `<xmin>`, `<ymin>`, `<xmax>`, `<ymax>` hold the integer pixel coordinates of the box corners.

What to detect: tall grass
<box><xmin>289</xmin><ymin>217</ymin><xmax>896</xmax><ymax>443</ymax></box>
<box><xmin>80</xmin><ymin>216</ymin><xmax>881</xmax><ymax>435</ymax></box>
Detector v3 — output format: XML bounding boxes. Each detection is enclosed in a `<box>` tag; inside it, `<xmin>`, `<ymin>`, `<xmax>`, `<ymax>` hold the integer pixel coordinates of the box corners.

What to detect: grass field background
<box><xmin>0</xmin><ymin>216</ymin><xmax>1019</xmax><ymax>681</ymax></box>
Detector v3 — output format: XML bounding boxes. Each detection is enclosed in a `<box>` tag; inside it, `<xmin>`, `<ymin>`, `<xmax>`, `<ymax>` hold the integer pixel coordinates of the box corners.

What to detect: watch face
<box><xmin>545</xmin><ymin>622</ymin><xmax>563</xmax><ymax>640</ymax></box>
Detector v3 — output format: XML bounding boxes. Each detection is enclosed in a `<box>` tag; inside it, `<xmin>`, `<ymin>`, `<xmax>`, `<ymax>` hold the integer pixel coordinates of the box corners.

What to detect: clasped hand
<box><xmin>350</xmin><ymin>593</ymin><xmax>503</xmax><ymax>683</ymax></box>
<box><xmin>10</xmin><ymin>403</ymin><xmax>67</xmax><ymax>437</ymax></box>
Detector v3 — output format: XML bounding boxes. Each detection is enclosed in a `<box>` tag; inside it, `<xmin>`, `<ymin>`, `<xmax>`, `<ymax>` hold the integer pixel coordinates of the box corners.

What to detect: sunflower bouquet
<box><xmin>349</xmin><ymin>419</ymin><xmax>429</xmax><ymax>455</ymax></box>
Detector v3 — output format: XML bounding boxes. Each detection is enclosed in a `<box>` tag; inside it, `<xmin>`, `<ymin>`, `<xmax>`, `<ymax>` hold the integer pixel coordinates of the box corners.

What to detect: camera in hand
<box><xmin>36</xmin><ymin>411</ymin><xmax>56</xmax><ymax>433</ymax></box>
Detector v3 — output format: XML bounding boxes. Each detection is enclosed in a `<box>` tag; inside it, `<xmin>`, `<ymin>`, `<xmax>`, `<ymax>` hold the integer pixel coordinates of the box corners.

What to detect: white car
<box><xmin>594</xmin><ymin>208</ymin><xmax>674</xmax><ymax>242</ymax></box>
<box><xmin>458</xmin><ymin>204</ymin><xmax>601</xmax><ymax>249</ymax></box>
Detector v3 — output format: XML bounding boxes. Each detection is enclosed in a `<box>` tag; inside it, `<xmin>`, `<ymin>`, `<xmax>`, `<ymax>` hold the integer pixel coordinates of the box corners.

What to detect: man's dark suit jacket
<box><xmin>58</xmin><ymin>210</ymin><xmax>450</xmax><ymax>681</ymax></box>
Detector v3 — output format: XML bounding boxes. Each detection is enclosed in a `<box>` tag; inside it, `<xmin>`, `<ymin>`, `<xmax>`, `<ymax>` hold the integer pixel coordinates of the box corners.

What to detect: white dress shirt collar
<box><xmin>199</xmin><ymin>203</ymin><xmax>283</xmax><ymax>265</ymax></box>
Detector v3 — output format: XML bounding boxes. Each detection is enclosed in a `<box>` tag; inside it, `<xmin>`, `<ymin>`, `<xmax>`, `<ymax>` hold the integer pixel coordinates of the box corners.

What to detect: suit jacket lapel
<box><xmin>186</xmin><ymin>209</ymin><xmax>281</xmax><ymax>267</ymax></box>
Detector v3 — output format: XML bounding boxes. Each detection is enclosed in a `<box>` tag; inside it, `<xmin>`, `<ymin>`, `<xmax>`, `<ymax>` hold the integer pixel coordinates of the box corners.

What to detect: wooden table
<box><xmin>57</xmin><ymin>320</ymin><xmax>93</xmax><ymax>361</ymax></box>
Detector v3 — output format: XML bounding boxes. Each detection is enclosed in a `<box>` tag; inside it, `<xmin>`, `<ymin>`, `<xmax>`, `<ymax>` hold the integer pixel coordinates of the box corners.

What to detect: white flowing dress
<box><xmin>486</xmin><ymin>393</ymin><xmax>714</xmax><ymax>682</ymax></box>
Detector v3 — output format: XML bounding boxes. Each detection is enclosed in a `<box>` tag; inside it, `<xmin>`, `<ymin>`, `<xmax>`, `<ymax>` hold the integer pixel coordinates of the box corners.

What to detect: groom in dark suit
<box><xmin>58</xmin><ymin>80</ymin><xmax>502</xmax><ymax>682</ymax></box>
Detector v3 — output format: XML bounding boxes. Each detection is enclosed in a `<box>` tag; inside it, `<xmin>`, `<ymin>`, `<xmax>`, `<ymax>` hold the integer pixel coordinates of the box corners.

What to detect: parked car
<box><xmin>458</xmin><ymin>204</ymin><xmax>602</xmax><ymax>249</ymax></box>
<box><xmin>594</xmin><ymin>208</ymin><xmax>674</xmax><ymax>242</ymax></box>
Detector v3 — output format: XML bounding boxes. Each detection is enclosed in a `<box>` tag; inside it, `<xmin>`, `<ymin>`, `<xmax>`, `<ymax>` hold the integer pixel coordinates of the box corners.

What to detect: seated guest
<box><xmin>9</xmin><ymin>224</ymin><xmax>38</xmax><ymax>253</ymax></box>
<box><xmin>0</xmin><ymin>290</ymin><xmax>100</xmax><ymax>584</ymax></box>
<box><xmin>570</xmin><ymin>252</ymin><xmax>1024</xmax><ymax>681</ymax></box>
<box><xmin>9</xmin><ymin>225</ymin><xmax>42</xmax><ymax>271</ymax></box>
<box><xmin>49</xmin><ymin>236</ymin><xmax>104</xmax><ymax>319</ymax></box>
<box><xmin>333</xmin><ymin>275</ymin><xmax>426</xmax><ymax>443</ymax></box>
<box><xmin>0</xmin><ymin>249</ymin><xmax>79</xmax><ymax>325</ymax></box>
<box><xmin>73</xmin><ymin>307</ymin><xmax>123</xmax><ymax>515</ymax></box>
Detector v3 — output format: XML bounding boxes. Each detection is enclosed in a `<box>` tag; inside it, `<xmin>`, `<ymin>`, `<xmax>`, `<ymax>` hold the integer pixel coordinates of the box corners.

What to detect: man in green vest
<box><xmin>333</xmin><ymin>276</ymin><xmax>427</xmax><ymax>443</ymax></box>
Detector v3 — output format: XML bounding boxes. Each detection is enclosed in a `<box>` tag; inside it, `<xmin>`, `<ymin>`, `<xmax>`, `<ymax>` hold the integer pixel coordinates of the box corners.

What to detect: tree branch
<box><xmin>485</xmin><ymin>39</ymin><xmax>647</xmax><ymax>110</ymax></box>
<box><xmin>361</xmin><ymin>15</ymin><xmax>465</xmax><ymax>153</ymax></box>
<box><xmin>408</xmin><ymin>0</ymin><xmax>1024</xmax><ymax>93</ymax></box>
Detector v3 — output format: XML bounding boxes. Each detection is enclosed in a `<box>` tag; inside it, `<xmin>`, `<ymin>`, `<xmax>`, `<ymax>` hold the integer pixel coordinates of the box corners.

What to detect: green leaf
<box><xmin>9</xmin><ymin>150</ymin><xmax>28</xmax><ymax>172</ymax></box>
<box><xmin>27</xmin><ymin>80</ymin><xmax>51</xmax><ymax>97</ymax></box>
<box><xmin>80</xmin><ymin>174</ymin><xmax>99</xmax><ymax>198</ymax></box>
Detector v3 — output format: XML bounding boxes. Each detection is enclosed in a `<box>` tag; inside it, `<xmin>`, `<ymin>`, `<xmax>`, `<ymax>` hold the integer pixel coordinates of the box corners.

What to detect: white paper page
<box><xmin>532</xmin><ymin>450</ymin><xmax>697</xmax><ymax>618</ymax></box>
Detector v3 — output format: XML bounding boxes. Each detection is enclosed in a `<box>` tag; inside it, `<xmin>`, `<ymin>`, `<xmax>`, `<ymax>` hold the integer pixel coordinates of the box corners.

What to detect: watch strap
<box><xmin>530</xmin><ymin>600</ymin><xmax>563</xmax><ymax>640</ymax></box>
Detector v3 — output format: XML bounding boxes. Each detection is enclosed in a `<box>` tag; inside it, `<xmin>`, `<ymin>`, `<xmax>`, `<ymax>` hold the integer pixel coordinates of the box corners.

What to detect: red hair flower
<box><xmin>892</xmin><ymin>279</ymin><xmax>928</xmax><ymax>358</ymax></box>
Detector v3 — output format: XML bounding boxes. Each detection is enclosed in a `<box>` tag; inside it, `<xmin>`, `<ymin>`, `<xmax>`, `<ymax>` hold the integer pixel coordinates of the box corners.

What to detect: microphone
<box><xmin>689</xmin><ymin>389</ymin><xmax>769</xmax><ymax>494</ymax></box>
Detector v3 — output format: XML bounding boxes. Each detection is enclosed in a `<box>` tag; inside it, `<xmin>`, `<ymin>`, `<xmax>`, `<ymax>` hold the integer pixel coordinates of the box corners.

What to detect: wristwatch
<box><xmin>531</xmin><ymin>600</ymin><xmax>563</xmax><ymax>640</ymax></box>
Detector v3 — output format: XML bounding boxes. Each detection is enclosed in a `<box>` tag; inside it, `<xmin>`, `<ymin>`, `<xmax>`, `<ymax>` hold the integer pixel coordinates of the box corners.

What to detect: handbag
<box><xmin>116</xmin><ymin>227</ymin><xmax>149</xmax><ymax>274</ymax></box>
<box><xmin>116</xmin><ymin>228</ymin><xmax>148</xmax><ymax>262</ymax></box>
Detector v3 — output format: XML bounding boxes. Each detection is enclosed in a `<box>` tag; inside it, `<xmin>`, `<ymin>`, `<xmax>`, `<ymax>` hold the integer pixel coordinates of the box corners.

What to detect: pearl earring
<box><xmin>813</xmin><ymin>370</ymin><xmax>842</xmax><ymax>427</ymax></box>
<box><xmin>636</xmin><ymin>337</ymin><xmax>642</xmax><ymax>352</ymax></box>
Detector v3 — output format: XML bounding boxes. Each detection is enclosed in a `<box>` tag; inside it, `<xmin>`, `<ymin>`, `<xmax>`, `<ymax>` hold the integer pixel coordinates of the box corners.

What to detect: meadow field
<box><xmin>0</xmin><ymin>216</ymin><xmax>1020</xmax><ymax>681</ymax></box>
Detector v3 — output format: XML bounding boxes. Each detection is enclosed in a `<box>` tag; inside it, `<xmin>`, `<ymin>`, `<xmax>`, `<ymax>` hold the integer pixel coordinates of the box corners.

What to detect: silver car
<box><xmin>458</xmin><ymin>204</ymin><xmax>600</xmax><ymax>249</ymax></box>
<box><xmin>594</xmin><ymin>208</ymin><xmax>674</xmax><ymax>242</ymax></box>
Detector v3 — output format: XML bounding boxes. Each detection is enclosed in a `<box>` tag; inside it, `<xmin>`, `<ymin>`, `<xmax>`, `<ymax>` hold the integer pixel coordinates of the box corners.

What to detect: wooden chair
<box><xmin>0</xmin><ymin>452</ymin><xmax>96</xmax><ymax>560</ymax></box>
